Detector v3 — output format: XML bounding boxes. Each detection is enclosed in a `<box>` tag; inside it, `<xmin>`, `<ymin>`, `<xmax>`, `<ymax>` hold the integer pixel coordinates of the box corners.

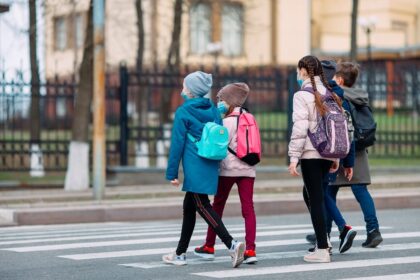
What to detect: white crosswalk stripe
<box><xmin>338</xmin><ymin>272</ymin><xmax>420</xmax><ymax>280</ymax></box>
<box><xmin>56</xmin><ymin>230</ymin><xmax>420</xmax><ymax>260</ymax></box>
<box><xmin>1</xmin><ymin>221</ymin><xmax>420</xmax><ymax>280</ymax></box>
<box><xmin>0</xmin><ymin>224</ymin><xmax>315</xmax><ymax>245</ymax></box>
<box><xmin>192</xmin><ymin>256</ymin><xmax>420</xmax><ymax>278</ymax></box>
<box><xmin>1</xmin><ymin>226</ymin><xmax>391</xmax><ymax>252</ymax></box>
<box><xmin>120</xmin><ymin>242</ymin><xmax>420</xmax><ymax>269</ymax></box>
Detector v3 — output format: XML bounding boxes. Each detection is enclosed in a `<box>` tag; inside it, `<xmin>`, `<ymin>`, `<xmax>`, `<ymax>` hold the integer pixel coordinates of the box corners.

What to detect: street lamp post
<box><xmin>92</xmin><ymin>0</ymin><xmax>106</xmax><ymax>201</ymax></box>
<box><xmin>359</xmin><ymin>17</ymin><xmax>376</xmax><ymax>98</ymax></box>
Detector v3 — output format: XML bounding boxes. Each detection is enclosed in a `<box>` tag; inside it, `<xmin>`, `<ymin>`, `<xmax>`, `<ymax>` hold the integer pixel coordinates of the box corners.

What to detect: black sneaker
<box><xmin>306</xmin><ymin>233</ymin><xmax>316</xmax><ymax>245</ymax></box>
<box><xmin>362</xmin><ymin>229</ymin><xmax>383</xmax><ymax>248</ymax></box>
<box><xmin>339</xmin><ymin>225</ymin><xmax>357</xmax><ymax>253</ymax></box>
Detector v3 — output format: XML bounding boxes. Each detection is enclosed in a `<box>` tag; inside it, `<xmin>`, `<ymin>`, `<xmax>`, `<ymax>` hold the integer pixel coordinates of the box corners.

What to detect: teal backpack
<box><xmin>187</xmin><ymin>122</ymin><xmax>229</xmax><ymax>160</ymax></box>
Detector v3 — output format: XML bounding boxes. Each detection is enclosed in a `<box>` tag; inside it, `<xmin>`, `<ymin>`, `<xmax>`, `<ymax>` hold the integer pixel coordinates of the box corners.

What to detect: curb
<box><xmin>2</xmin><ymin>192</ymin><xmax>420</xmax><ymax>226</ymax></box>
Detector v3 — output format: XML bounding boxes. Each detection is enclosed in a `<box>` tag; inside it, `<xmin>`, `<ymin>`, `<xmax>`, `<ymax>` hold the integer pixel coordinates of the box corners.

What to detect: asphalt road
<box><xmin>1</xmin><ymin>208</ymin><xmax>420</xmax><ymax>280</ymax></box>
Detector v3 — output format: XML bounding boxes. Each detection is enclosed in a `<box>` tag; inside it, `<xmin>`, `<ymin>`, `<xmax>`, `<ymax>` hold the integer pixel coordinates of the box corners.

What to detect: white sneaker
<box><xmin>303</xmin><ymin>248</ymin><xmax>331</xmax><ymax>263</ymax></box>
<box><xmin>162</xmin><ymin>252</ymin><xmax>187</xmax><ymax>266</ymax></box>
<box><xmin>229</xmin><ymin>240</ymin><xmax>245</xmax><ymax>268</ymax></box>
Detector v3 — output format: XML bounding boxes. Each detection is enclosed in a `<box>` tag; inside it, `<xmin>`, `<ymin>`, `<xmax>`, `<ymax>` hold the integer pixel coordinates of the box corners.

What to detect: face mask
<box><xmin>297</xmin><ymin>73</ymin><xmax>304</xmax><ymax>88</ymax></box>
<box><xmin>181</xmin><ymin>91</ymin><xmax>189</xmax><ymax>101</ymax></box>
<box><xmin>217</xmin><ymin>101</ymin><xmax>228</xmax><ymax>114</ymax></box>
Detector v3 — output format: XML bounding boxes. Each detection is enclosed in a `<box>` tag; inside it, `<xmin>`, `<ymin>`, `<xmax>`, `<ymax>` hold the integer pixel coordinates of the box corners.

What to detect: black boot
<box><xmin>362</xmin><ymin>229</ymin><xmax>383</xmax><ymax>248</ymax></box>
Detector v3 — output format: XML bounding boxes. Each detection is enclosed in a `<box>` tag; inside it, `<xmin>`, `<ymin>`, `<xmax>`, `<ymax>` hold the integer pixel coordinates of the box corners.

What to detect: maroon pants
<box><xmin>205</xmin><ymin>176</ymin><xmax>256</xmax><ymax>251</ymax></box>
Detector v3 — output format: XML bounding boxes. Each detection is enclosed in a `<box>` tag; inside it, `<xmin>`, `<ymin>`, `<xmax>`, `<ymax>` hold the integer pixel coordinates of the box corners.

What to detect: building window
<box><xmin>221</xmin><ymin>4</ymin><xmax>243</xmax><ymax>56</ymax></box>
<box><xmin>75</xmin><ymin>14</ymin><xmax>85</xmax><ymax>48</ymax></box>
<box><xmin>189</xmin><ymin>3</ymin><xmax>212</xmax><ymax>55</ymax></box>
<box><xmin>54</xmin><ymin>17</ymin><xmax>67</xmax><ymax>51</ymax></box>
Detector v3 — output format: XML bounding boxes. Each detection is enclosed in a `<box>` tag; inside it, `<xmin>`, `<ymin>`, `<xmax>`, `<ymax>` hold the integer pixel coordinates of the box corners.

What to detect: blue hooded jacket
<box><xmin>166</xmin><ymin>98</ymin><xmax>222</xmax><ymax>195</ymax></box>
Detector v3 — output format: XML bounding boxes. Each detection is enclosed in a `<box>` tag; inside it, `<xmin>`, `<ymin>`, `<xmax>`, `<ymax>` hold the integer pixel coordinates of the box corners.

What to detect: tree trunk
<box><xmin>136</xmin><ymin>0</ymin><xmax>144</xmax><ymax>72</ymax></box>
<box><xmin>156</xmin><ymin>0</ymin><xmax>183</xmax><ymax>168</ymax></box>
<box><xmin>134</xmin><ymin>0</ymin><xmax>150</xmax><ymax>167</ymax></box>
<box><xmin>350</xmin><ymin>0</ymin><xmax>359</xmax><ymax>62</ymax></box>
<box><xmin>72</xmin><ymin>0</ymin><xmax>94</xmax><ymax>143</ymax></box>
<box><xmin>160</xmin><ymin>0</ymin><xmax>182</xmax><ymax>125</ymax></box>
<box><xmin>65</xmin><ymin>0</ymin><xmax>94</xmax><ymax>191</ymax></box>
<box><xmin>29</xmin><ymin>0</ymin><xmax>44</xmax><ymax>177</ymax></box>
<box><xmin>135</xmin><ymin>0</ymin><xmax>146</xmax><ymax>128</ymax></box>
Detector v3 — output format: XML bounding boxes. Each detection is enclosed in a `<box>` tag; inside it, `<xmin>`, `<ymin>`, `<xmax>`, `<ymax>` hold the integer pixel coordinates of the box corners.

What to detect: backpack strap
<box><xmin>228</xmin><ymin>147</ymin><xmax>237</xmax><ymax>156</ymax></box>
<box><xmin>301</xmin><ymin>87</ymin><xmax>315</xmax><ymax>94</ymax></box>
<box><xmin>301</xmin><ymin>87</ymin><xmax>333</xmax><ymax>98</ymax></box>
<box><xmin>187</xmin><ymin>133</ymin><xmax>198</xmax><ymax>143</ymax></box>
<box><xmin>225</xmin><ymin>108</ymin><xmax>245</xmax><ymax>157</ymax></box>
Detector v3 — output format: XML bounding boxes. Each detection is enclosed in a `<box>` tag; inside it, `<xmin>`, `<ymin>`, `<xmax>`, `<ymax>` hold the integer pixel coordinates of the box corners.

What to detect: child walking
<box><xmin>329</xmin><ymin>62</ymin><xmax>383</xmax><ymax>248</ymax></box>
<box><xmin>288</xmin><ymin>55</ymin><xmax>342</xmax><ymax>263</ymax></box>
<box><xmin>163</xmin><ymin>71</ymin><xmax>245</xmax><ymax>268</ymax></box>
<box><xmin>194</xmin><ymin>83</ymin><xmax>259</xmax><ymax>264</ymax></box>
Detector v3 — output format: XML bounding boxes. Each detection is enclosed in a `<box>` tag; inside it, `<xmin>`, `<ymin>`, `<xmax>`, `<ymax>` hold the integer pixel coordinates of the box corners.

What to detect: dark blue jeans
<box><xmin>326</xmin><ymin>183</ymin><xmax>380</xmax><ymax>233</ymax></box>
<box><xmin>324</xmin><ymin>175</ymin><xmax>346</xmax><ymax>234</ymax></box>
<box><xmin>350</xmin><ymin>184</ymin><xmax>380</xmax><ymax>232</ymax></box>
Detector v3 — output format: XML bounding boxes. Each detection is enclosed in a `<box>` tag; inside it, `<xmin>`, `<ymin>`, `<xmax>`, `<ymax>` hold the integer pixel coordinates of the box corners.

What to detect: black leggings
<box><xmin>176</xmin><ymin>192</ymin><xmax>233</xmax><ymax>255</ymax></box>
<box><xmin>301</xmin><ymin>159</ymin><xmax>333</xmax><ymax>249</ymax></box>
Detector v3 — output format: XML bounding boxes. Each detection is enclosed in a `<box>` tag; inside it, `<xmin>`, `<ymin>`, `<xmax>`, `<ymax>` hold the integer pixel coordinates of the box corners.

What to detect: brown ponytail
<box><xmin>298</xmin><ymin>55</ymin><xmax>343</xmax><ymax>116</ymax></box>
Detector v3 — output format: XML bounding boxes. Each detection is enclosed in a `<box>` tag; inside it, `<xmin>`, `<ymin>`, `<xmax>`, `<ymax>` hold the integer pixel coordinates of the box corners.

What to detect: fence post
<box><xmin>119</xmin><ymin>63</ymin><xmax>129</xmax><ymax>166</ymax></box>
<box><xmin>385</xmin><ymin>60</ymin><xmax>394</xmax><ymax>117</ymax></box>
<box><xmin>286</xmin><ymin>69</ymin><xmax>297</xmax><ymax>165</ymax></box>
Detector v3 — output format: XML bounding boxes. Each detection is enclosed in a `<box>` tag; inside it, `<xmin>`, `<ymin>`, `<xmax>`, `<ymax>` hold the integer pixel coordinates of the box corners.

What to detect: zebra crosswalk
<box><xmin>1</xmin><ymin>212</ymin><xmax>420</xmax><ymax>280</ymax></box>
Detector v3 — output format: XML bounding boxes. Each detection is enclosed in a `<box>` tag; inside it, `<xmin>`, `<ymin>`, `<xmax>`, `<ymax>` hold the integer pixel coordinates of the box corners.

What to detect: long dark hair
<box><xmin>298</xmin><ymin>55</ymin><xmax>342</xmax><ymax>116</ymax></box>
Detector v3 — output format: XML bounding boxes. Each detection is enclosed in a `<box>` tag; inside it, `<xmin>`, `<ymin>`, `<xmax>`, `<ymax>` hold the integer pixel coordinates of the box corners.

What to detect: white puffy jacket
<box><xmin>288</xmin><ymin>76</ymin><xmax>336</xmax><ymax>163</ymax></box>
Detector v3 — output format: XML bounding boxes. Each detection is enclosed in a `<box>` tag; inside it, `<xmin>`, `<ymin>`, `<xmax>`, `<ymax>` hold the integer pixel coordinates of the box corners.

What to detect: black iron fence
<box><xmin>356</xmin><ymin>59</ymin><xmax>420</xmax><ymax>158</ymax></box>
<box><xmin>1</xmin><ymin>58</ymin><xmax>419</xmax><ymax>171</ymax></box>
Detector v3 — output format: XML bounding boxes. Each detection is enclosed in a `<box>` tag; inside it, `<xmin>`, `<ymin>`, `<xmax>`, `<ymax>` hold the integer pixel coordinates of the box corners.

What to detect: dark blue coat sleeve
<box><xmin>342</xmin><ymin>140</ymin><xmax>355</xmax><ymax>168</ymax></box>
<box><xmin>165</xmin><ymin>108</ymin><xmax>188</xmax><ymax>180</ymax></box>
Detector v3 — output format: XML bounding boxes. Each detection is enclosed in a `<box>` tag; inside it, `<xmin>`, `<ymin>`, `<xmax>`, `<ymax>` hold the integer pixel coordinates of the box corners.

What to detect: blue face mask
<box><xmin>297</xmin><ymin>74</ymin><xmax>304</xmax><ymax>88</ymax></box>
<box><xmin>181</xmin><ymin>91</ymin><xmax>189</xmax><ymax>101</ymax></box>
<box><xmin>217</xmin><ymin>101</ymin><xmax>228</xmax><ymax>114</ymax></box>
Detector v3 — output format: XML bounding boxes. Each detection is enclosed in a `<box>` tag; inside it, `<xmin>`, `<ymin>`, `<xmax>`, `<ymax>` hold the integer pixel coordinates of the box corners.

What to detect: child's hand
<box><xmin>344</xmin><ymin>167</ymin><xmax>353</xmax><ymax>181</ymax></box>
<box><xmin>288</xmin><ymin>162</ymin><xmax>300</xmax><ymax>176</ymax></box>
<box><xmin>170</xmin><ymin>179</ymin><xmax>180</xmax><ymax>187</ymax></box>
<box><xmin>329</xmin><ymin>160</ymin><xmax>339</xmax><ymax>173</ymax></box>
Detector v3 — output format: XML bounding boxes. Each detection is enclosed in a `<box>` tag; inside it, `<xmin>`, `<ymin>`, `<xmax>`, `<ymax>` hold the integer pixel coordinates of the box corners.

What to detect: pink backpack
<box><xmin>227</xmin><ymin>108</ymin><xmax>261</xmax><ymax>166</ymax></box>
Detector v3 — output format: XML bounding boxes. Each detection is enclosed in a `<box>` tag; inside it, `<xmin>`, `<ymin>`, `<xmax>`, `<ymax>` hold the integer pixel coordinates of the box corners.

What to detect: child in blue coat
<box><xmin>162</xmin><ymin>71</ymin><xmax>245</xmax><ymax>268</ymax></box>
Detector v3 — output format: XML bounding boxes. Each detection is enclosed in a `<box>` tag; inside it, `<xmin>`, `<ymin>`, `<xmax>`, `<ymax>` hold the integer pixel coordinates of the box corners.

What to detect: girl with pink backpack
<box><xmin>194</xmin><ymin>83</ymin><xmax>261</xmax><ymax>264</ymax></box>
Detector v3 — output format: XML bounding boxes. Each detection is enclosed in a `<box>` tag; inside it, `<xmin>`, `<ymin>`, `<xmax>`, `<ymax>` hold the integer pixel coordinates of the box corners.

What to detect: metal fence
<box><xmin>0</xmin><ymin>76</ymin><xmax>121</xmax><ymax>171</ymax></box>
<box><xmin>356</xmin><ymin>59</ymin><xmax>420</xmax><ymax>158</ymax></box>
<box><xmin>1</xmin><ymin>58</ymin><xmax>419</xmax><ymax>171</ymax></box>
<box><xmin>117</xmin><ymin>64</ymin><xmax>290</xmax><ymax>168</ymax></box>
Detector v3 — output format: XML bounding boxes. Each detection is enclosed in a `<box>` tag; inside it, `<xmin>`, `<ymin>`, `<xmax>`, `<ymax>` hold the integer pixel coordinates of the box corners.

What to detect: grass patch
<box><xmin>0</xmin><ymin>171</ymin><xmax>65</xmax><ymax>185</ymax></box>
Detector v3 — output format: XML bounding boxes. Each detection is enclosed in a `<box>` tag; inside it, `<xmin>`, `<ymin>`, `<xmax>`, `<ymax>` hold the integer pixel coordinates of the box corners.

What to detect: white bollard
<box><xmin>156</xmin><ymin>140</ymin><xmax>167</xmax><ymax>168</ymax></box>
<box><xmin>64</xmin><ymin>141</ymin><xmax>89</xmax><ymax>191</ymax></box>
<box><xmin>163</xmin><ymin>123</ymin><xmax>172</xmax><ymax>149</ymax></box>
<box><xmin>135</xmin><ymin>141</ymin><xmax>150</xmax><ymax>168</ymax></box>
<box><xmin>30</xmin><ymin>144</ymin><xmax>45</xmax><ymax>177</ymax></box>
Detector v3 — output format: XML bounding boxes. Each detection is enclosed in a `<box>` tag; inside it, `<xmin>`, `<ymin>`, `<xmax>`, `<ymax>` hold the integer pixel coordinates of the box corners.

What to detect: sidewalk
<box><xmin>1</xmin><ymin>167</ymin><xmax>420</xmax><ymax>226</ymax></box>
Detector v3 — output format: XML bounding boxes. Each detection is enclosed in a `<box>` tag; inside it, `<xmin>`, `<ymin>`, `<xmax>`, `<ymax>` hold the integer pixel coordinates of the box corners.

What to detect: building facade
<box><xmin>44</xmin><ymin>0</ymin><xmax>420</xmax><ymax>78</ymax></box>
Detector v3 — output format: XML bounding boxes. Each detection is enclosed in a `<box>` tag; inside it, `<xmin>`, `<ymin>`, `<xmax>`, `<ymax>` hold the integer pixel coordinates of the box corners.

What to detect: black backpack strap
<box><xmin>228</xmin><ymin>147</ymin><xmax>237</xmax><ymax>156</ymax></box>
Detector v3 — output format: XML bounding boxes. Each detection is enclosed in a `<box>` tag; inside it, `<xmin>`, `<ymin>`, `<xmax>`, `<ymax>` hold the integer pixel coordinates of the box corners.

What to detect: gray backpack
<box><xmin>303</xmin><ymin>88</ymin><xmax>351</xmax><ymax>159</ymax></box>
